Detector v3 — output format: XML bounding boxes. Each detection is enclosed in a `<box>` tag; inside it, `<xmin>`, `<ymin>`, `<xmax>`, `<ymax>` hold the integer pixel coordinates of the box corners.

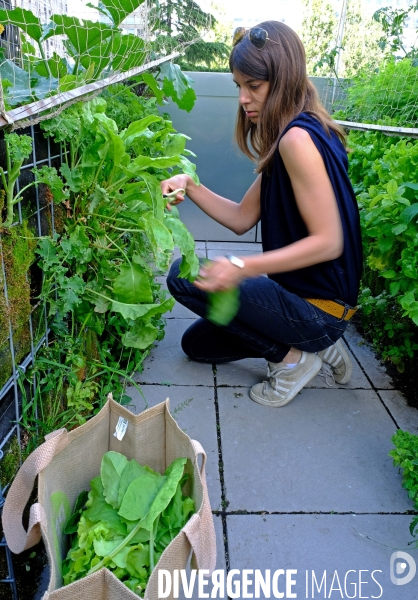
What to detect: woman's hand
<box><xmin>161</xmin><ymin>174</ymin><xmax>191</xmax><ymax>210</ymax></box>
<box><xmin>194</xmin><ymin>257</ymin><xmax>245</xmax><ymax>292</ymax></box>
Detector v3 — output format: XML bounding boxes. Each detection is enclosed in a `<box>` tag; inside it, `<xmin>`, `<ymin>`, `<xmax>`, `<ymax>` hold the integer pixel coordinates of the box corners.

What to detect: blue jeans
<box><xmin>167</xmin><ymin>258</ymin><xmax>348</xmax><ymax>364</ymax></box>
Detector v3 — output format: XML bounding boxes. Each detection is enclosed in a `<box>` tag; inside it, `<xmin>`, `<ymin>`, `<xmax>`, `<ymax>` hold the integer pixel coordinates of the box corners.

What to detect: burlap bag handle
<box><xmin>187</xmin><ymin>439</ymin><xmax>216</xmax><ymax>573</ymax></box>
<box><xmin>2</xmin><ymin>428</ymin><xmax>69</xmax><ymax>554</ymax></box>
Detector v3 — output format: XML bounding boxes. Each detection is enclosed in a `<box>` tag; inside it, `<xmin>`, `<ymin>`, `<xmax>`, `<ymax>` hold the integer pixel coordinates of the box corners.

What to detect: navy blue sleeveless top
<box><xmin>260</xmin><ymin>112</ymin><xmax>362</xmax><ymax>307</ymax></box>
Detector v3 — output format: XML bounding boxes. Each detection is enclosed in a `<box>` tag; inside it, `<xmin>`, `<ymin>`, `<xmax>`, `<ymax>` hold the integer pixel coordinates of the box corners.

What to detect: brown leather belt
<box><xmin>305</xmin><ymin>298</ymin><xmax>357</xmax><ymax>321</ymax></box>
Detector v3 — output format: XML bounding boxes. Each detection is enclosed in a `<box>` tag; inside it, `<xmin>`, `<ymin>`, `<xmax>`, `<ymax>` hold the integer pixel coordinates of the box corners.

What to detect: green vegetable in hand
<box><xmin>198</xmin><ymin>259</ymin><xmax>240</xmax><ymax>326</ymax></box>
<box><xmin>207</xmin><ymin>287</ymin><xmax>240</xmax><ymax>326</ymax></box>
<box><xmin>62</xmin><ymin>452</ymin><xmax>195</xmax><ymax>597</ymax></box>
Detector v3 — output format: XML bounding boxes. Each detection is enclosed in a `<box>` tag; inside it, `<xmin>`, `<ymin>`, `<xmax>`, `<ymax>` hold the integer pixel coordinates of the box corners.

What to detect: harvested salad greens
<box><xmin>62</xmin><ymin>451</ymin><xmax>195</xmax><ymax>597</ymax></box>
<box><xmin>197</xmin><ymin>259</ymin><xmax>240</xmax><ymax>326</ymax></box>
<box><xmin>207</xmin><ymin>287</ymin><xmax>240</xmax><ymax>326</ymax></box>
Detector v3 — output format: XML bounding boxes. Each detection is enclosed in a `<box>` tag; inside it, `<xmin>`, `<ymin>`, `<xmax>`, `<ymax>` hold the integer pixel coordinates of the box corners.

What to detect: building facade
<box><xmin>14</xmin><ymin>0</ymin><xmax>68</xmax><ymax>57</ymax></box>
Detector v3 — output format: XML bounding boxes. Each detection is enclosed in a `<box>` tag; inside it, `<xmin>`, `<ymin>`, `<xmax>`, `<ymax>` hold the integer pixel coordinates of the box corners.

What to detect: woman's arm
<box><xmin>161</xmin><ymin>174</ymin><xmax>261</xmax><ymax>235</ymax></box>
<box><xmin>244</xmin><ymin>126</ymin><xmax>343</xmax><ymax>276</ymax></box>
<box><xmin>195</xmin><ymin>127</ymin><xmax>344</xmax><ymax>292</ymax></box>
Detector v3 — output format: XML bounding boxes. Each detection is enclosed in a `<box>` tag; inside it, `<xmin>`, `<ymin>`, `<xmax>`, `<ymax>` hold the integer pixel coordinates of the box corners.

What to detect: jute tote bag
<box><xmin>2</xmin><ymin>395</ymin><xmax>216</xmax><ymax>599</ymax></box>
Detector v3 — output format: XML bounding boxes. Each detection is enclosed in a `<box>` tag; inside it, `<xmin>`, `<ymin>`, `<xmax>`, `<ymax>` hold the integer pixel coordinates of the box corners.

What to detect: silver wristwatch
<box><xmin>225</xmin><ymin>254</ymin><xmax>245</xmax><ymax>269</ymax></box>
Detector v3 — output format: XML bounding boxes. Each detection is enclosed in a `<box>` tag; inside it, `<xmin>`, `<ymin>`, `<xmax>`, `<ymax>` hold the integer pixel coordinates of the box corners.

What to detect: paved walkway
<box><xmin>127</xmin><ymin>242</ymin><xmax>418</xmax><ymax>600</ymax></box>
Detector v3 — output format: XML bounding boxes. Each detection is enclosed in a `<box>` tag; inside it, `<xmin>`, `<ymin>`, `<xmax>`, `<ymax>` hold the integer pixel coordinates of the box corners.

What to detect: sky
<box><xmin>215</xmin><ymin>0</ymin><xmax>303</xmax><ymax>31</ymax></box>
<box><xmin>67</xmin><ymin>0</ymin><xmax>304</xmax><ymax>33</ymax></box>
<box><xmin>67</xmin><ymin>0</ymin><xmax>98</xmax><ymax>20</ymax></box>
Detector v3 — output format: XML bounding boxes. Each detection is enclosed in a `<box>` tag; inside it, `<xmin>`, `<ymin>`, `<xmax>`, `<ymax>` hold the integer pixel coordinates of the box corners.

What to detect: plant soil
<box><xmin>354</xmin><ymin>320</ymin><xmax>418</xmax><ymax>411</ymax></box>
<box><xmin>384</xmin><ymin>361</ymin><xmax>418</xmax><ymax>411</ymax></box>
<box><xmin>0</xmin><ymin>486</ymin><xmax>49</xmax><ymax>599</ymax></box>
<box><xmin>0</xmin><ymin>529</ymin><xmax>47</xmax><ymax>599</ymax></box>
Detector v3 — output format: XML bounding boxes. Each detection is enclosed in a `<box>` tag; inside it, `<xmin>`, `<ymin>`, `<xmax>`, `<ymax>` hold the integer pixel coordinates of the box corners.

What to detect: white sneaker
<box><xmin>318</xmin><ymin>338</ymin><xmax>352</xmax><ymax>384</ymax></box>
<box><xmin>249</xmin><ymin>352</ymin><xmax>322</xmax><ymax>408</ymax></box>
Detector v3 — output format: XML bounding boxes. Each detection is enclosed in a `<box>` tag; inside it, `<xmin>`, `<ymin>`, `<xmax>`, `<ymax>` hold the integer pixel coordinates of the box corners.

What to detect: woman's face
<box><xmin>233</xmin><ymin>69</ymin><xmax>270</xmax><ymax>123</ymax></box>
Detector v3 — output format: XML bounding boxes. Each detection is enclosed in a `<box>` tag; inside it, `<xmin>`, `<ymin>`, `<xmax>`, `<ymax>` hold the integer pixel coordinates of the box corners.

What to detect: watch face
<box><xmin>226</xmin><ymin>255</ymin><xmax>244</xmax><ymax>268</ymax></box>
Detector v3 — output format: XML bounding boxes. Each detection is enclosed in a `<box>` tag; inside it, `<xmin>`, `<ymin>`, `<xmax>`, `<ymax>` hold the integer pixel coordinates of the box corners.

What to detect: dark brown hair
<box><xmin>229</xmin><ymin>21</ymin><xmax>346</xmax><ymax>173</ymax></box>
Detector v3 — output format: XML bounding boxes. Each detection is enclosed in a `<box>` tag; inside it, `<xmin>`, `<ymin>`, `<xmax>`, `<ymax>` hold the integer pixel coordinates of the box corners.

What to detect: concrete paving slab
<box><xmin>171</xmin><ymin>242</ymin><xmax>206</xmax><ymax>253</ymax></box>
<box><xmin>379</xmin><ymin>390</ymin><xmax>418</xmax><ymax>434</ymax></box>
<box><xmin>207</xmin><ymin>249</ymin><xmax>263</xmax><ymax>261</ymax></box>
<box><xmin>216</xmin><ymin>338</ymin><xmax>371</xmax><ymax>390</ymax></box>
<box><xmin>168</xmin><ymin>301</ymin><xmax>198</xmax><ymax>319</ymax></box>
<box><xmin>344</xmin><ymin>323</ymin><xmax>393</xmax><ymax>389</ymax></box>
<box><xmin>171</xmin><ymin>246</ymin><xmax>207</xmax><ymax>263</ymax></box>
<box><xmin>155</xmin><ymin>275</ymin><xmax>168</xmax><ymax>289</ymax></box>
<box><xmin>126</xmin><ymin>384</ymin><xmax>222</xmax><ymax>510</ymax></box>
<box><xmin>134</xmin><ymin>319</ymin><xmax>214</xmax><ymax>386</ymax></box>
<box><xmin>218</xmin><ymin>387</ymin><xmax>411</xmax><ymax>513</ymax></box>
<box><xmin>216</xmin><ymin>357</ymin><xmax>266</xmax><ymax>388</ymax></box>
<box><xmin>206</xmin><ymin>242</ymin><xmax>263</xmax><ymax>251</ymax></box>
<box><xmin>155</xmin><ymin>276</ymin><xmax>197</xmax><ymax>319</ymax></box>
<box><xmin>227</xmin><ymin>514</ymin><xmax>418</xmax><ymax>600</ymax></box>
<box><xmin>177</xmin><ymin>515</ymin><xmax>226</xmax><ymax>600</ymax></box>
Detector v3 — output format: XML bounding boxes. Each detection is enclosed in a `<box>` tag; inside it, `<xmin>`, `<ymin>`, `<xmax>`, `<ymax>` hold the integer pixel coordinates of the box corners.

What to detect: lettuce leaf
<box><xmin>62</xmin><ymin>451</ymin><xmax>195</xmax><ymax>596</ymax></box>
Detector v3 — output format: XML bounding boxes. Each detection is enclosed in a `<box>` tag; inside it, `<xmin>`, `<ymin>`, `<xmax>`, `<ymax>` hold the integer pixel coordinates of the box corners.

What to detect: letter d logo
<box><xmin>390</xmin><ymin>551</ymin><xmax>416</xmax><ymax>585</ymax></box>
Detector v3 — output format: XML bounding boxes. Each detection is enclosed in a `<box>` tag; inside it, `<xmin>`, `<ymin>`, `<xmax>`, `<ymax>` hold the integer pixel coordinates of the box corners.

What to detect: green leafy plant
<box><xmin>0</xmin><ymin>131</ymin><xmax>70</xmax><ymax>228</ymax></box>
<box><xmin>36</xmin><ymin>96</ymin><xmax>199</xmax><ymax>347</ymax></box>
<box><xmin>373</xmin><ymin>2</ymin><xmax>418</xmax><ymax>59</ymax></box>
<box><xmin>17</xmin><ymin>329</ymin><xmax>145</xmax><ymax>455</ymax></box>
<box><xmin>62</xmin><ymin>451</ymin><xmax>195</xmax><ymax>596</ymax></box>
<box><xmin>195</xmin><ymin>259</ymin><xmax>240</xmax><ymax>326</ymax></box>
<box><xmin>344</xmin><ymin>127</ymin><xmax>418</xmax><ymax>372</ymax></box>
<box><xmin>358</xmin><ymin>289</ymin><xmax>418</xmax><ymax>373</ymax></box>
<box><xmin>207</xmin><ymin>287</ymin><xmax>240</xmax><ymax>326</ymax></box>
<box><xmin>0</xmin><ymin>2</ymin><xmax>145</xmax><ymax>101</ymax></box>
<box><xmin>336</xmin><ymin>55</ymin><xmax>418</xmax><ymax>376</ymax></box>
<box><xmin>390</xmin><ymin>430</ymin><xmax>418</xmax><ymax>541</ymax></box>
<box><xmin>345</xmin><ymin>130</ymin><xmax>399</xmax><ymax>196</ymax></box>
<box><xmin>334</xmin><ymin>59</ymin><xmax>418</xmax><ymax>128</ymax></box>
<box><xmin>0</xmin><ymin>1</ymin><xmax>197</xmax><ymax>112</ymax></box>
<box><xmin>356</xmin><ymin>142</ymin><xmax>418</xmax><ymax>317</ymax></box>
<box><xmin>101</xmin><ymin>84</ymin><xmax>161</xmax><ymax>131</ymax></box>
<box><xmin>0</xmin><ymin>133</ymin><xmax>32</xmax><ymax>228</ymax></box>
<box><xmin>12</xmin><ymin>93</ymin><xmax>200</xmax><ymax>450</ymax></box>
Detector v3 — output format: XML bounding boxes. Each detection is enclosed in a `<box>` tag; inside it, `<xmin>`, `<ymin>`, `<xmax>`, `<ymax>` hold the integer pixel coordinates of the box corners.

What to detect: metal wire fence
<box><xmin>0</xmin><ymin>2</ymin><xmax>198</xmax><ymax>594</ymax></box>
<box><xmin>0</xmin><ymin>0</ymin><xmax>20</xmax><ymax>63</ymax></box>
<box><xmin>0</xmin><ymin>124</ymin><xmax>62</xmax><ymax>598</ymax></box>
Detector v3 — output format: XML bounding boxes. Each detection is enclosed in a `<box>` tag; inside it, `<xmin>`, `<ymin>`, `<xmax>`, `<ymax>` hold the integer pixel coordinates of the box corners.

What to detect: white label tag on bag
<box><xmin>114</xmin><ymin>416</ymin><xmax>129</xmax><ymax>441</ymax></box>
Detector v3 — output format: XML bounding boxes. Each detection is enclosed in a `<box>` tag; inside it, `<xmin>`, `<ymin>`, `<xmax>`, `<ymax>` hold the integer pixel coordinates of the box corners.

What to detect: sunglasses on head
<box><xmin>232</xmin><ymin>27</ymin><xmax>281</xmax><ymax>50</ymax></box>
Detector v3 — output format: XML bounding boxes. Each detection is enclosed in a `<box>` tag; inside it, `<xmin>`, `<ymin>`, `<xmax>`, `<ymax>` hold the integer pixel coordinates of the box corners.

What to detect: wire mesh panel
<box><xmin>0</xmin><ymin>124</ymin><xmax>60</xmax><ymax>598</ymax></box>
<box><xmin>0</xmin><ymin>0</ymin><xmax>214</xmax><ymax>129</ymax></box>
<box><xmin>300</xmin><ymin>0</ymin><xmax>418</xmax><ymax>136</ymax></box>
<box><xmin>0</xmin><ymin>481</ymin><xmax>18</xmax><ymax>600</ymax></box>
<box><xmin>0</xmin><ymin>1</ymin><xmax>217</xmax><ymax>594</ymax></box>
<box><xmin>0</xmin><ymin>0</ymin><xmax>21</xmax><ymax>65</ymax></box>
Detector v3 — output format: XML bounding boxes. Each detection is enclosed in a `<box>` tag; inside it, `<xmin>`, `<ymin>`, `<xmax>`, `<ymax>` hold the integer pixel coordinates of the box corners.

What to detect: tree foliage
<box><xmin>300</xmin><ymin>0</ymin><xmax>337</xmax><ymax>77</ymax></box>
<box><xmin>152</xmin><ymin>0</ymin><xmax>212</xmax><ymax>53</ymax></box>
<box><xmin>340</xmin><ymin>0</ymin><xmax>384</xmax><ymax>78</ymax></box>
<box><xmin>176</xmin><ymin>40</ymin><xmax>231</xmax><ymax>72</ymax></box>
<box><xmin>300</xmin><ymin>0</ymin><xmax>384</xmax><ymax>78</ymax></box>
<box><xmin>373</xmin><ymin>1</ymin><xmax>418</xmax><ymax>59</ymax></box>
<box><xmin>152</xmin><ymin>0</ymin><xmax>231</xmax><ymax>72</ymax></box>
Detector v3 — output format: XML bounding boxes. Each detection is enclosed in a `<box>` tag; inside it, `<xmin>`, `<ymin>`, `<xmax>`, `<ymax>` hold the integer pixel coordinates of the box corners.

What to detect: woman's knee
<box><xmin>181</xmin><ymin>319</ymin><xmax>212</xmax><ymax>362</ymax></box>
